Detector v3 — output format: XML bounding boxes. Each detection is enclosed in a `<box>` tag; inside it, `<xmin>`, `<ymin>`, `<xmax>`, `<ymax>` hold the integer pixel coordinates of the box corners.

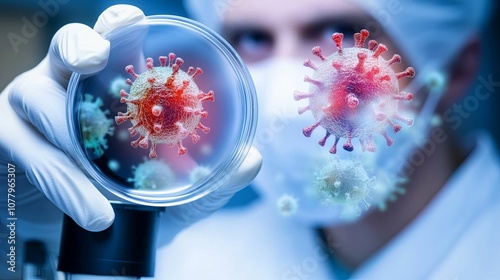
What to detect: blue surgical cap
<box><xmin>185</xmin><ymin>0</ymin><xmax>494</xmax><ymax>71</ymax></box>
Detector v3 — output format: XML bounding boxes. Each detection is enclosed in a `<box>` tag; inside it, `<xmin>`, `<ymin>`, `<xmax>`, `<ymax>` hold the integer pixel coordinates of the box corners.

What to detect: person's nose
<box><xmin>273</xmin><ymin>29</ymin><xmax>303</xmax><ymax>59</ymax></box>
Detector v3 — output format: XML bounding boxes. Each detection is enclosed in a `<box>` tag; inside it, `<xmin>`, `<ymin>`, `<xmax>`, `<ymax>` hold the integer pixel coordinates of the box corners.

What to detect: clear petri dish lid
<box><xmin>67</xmin><ymin>15</ymin><xmax>257</xmax><ymax>206</ymax></box>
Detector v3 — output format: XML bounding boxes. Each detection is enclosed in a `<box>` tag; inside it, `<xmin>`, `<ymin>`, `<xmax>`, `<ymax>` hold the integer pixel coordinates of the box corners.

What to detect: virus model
<box><xmin>276</xmin><ymin>194</ymin><xmax>299</xmax><ymax>217</ymax></box>
<box><xmin>115</xmin><ymin>54</ymin><xmax>215</xmax><ymax>158</ymax></box>
<box><xmin>128</xmin><ymin>158</ymin><xmax>175</xmax><ymax>190</ymax></box>
<box><xmin>295</xmin><ymin>29</ymin><xmax>415</xmax><ymax>153</ymax></box>
<box><xmin>315</xmin><ymin>157</ymin><xmax>376</xmax><ymax>218</ymax></box>
<box><xmin>80</xmin><ymin>94</ymin><xmax>114</xmax><ymax>157</ymax></box>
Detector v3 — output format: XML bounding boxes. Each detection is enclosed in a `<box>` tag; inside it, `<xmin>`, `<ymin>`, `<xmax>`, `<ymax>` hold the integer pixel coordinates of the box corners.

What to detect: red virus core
<box><xmin>294</xmin><ymin>29</ymin><xmax>415</xmax><ymax>153</ymax></box>
<box><xmin>115</xmin><ymin>54</ymin><xmax>214</xmax><ymax>158</ymax></box>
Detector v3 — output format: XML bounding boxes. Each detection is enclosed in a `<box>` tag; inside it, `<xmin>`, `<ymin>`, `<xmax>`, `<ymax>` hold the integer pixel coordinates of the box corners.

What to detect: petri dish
<box><xmin>67</xmin><ymin>15</ymin><xmax>257</xmax><ymax>206</ymax></box>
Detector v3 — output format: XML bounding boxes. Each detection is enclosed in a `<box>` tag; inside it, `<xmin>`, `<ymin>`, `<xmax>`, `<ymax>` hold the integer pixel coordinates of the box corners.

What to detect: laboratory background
<box><xmin>1</xmin><ymin>0</ymin><xmax>499</xmax><ymax>143</ymax></box>
<box><xmin>1</xmin><ymin>0</ymin><xmax>500</xmax><ymax>279</ymax></box>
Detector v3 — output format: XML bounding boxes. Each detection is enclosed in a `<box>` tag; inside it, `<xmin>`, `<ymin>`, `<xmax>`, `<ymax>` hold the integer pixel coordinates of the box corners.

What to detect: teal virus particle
<box><xmin>80</xmin><ymin>94</ymin><xmax>114</xmax><ymax>157</ymax></box>
<box><xmin>128</xmin><ymin>158</ymin><xmax>175</xmax><ymax>190</ymax></box>
<box><xmin>315</xmin><ymin>157</ymin><xmax>376</xmax><ymax>219</ymax></box>
<box><xmin>276</xmin><ymin>194</ymin><xmax>299</xmax><ymax>217</ymax></box>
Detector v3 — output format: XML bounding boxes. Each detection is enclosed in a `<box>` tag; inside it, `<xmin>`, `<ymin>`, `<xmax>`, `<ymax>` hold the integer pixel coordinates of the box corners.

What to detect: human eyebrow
<box><xmin>221</xmin><ymin>24</ymin><xmax>272</xmax><ymax>43</ymax></box>
<box><xmin>220</xmin><ymin>24</ymin><xmax>274</xmax><ymax>62</ymax></box>
<box><xmin>300</xmin><ymin>15</ymin><xmax>382</xmax><ymax>42</ymax></box>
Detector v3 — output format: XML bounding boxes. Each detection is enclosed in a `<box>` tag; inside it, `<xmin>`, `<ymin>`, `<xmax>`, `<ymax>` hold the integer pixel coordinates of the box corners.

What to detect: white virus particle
<box><xmin>108</xmin><ymin>159</ymin><xmax>120</xmax><ymax>172</ymax></box>
<box><xmin>189</xmin><ymin>165</ymin><xmax>211</xmax><ymax>183</ymax></box>
<box><xmin>276</xmin><ymin>194</ymin><xmax>299</xmax><ymax>217</ymax></box>
<box><xmin>314</xmin><ymin>157</ymin><xmax>376</xmax><ymax>219</ymax></box>
<box><xmin>108</xmin><ymin>76</ymin><xmax>130</xmax><ymax>98</ymax></box>
<box><xmin>128</xmin><ymin>158</ymin><xmax>175</xmax><ymax>190</ymax></box>
<box><xmin>80</xmin><ymin>94</ymin><xmax>114</xmax><ymax>157</ymax></box>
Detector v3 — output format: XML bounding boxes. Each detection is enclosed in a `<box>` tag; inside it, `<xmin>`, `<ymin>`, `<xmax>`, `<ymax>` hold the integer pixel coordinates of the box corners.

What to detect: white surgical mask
<box><xmin>248</xmin><ymin>57</ymin><xmax>447</xmax><ymax>226</ymax></box>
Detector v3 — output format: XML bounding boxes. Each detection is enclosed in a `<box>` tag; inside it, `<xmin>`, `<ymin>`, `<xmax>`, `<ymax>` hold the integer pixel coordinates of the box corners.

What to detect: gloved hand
<box><xmin>0</xmin><ymin>4</ymin><xmax>262</xmax><ymax>232</ymax></box>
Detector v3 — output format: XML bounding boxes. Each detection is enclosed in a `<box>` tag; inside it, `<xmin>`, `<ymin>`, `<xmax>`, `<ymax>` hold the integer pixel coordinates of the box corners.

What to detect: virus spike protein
<box><xmin>296</xmin><ymin>29</ymin><xmax>415</xmax><ymax>153</ymax></box>
<box><xmin>116</xmin><ymin>54</ymin><xmax>215</xmax><ymax>158</ymax></box>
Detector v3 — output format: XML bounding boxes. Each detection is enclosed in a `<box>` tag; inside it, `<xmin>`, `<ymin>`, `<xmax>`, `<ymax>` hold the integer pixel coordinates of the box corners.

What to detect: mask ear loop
<box><xmin>352</xmin><ymin>69</ymin><xmax>449</xmax><ymax>214</ymax></box>
<box><xmin>381</xmin><ymin>68</ymin><xmax>449</xmax><ymax>174</ymax></box>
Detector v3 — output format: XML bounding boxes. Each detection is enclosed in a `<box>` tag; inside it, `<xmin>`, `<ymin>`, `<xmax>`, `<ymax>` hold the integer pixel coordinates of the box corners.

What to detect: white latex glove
<box><xmin>0</xmin><ymin>4</ymin><xmax>262</xmax><ymax>232</ymax></box>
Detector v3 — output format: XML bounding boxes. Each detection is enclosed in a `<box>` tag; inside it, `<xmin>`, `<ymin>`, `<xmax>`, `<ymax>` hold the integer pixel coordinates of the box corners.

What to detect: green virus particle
<box><xmin>276</xmin><ymin>194</ymin><xmax>299</xmax><ymax>217</ymax></box>
<box><xmin>128</xmin><ymin>158</ymin><xmax>175</xmax><ymax>190</ymax></box>
<box><xmin>80</xmin><ymin>94</ymin><xmax>114</xmax><ymax>157</ymax></box>
<box><xmin>315</xmin><ymin>157</ymin><xmax>376</xmax><ymax>219</ymax></box>
<box><xmin>189</xmin><ymin>165</ymin><xmax>211</xmax><ymax>183</ymax></box>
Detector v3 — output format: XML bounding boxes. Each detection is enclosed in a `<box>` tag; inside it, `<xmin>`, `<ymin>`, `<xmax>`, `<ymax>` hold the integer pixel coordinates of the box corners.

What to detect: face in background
<box><xmin>217</xmin><ymin>0</ymin><xmax>420</xmax><ymax>212</ymax></box>
<box><xmin>220</xmin><ymin>0</ymin><xmax>412</xmax><ymax>87</ymax></box>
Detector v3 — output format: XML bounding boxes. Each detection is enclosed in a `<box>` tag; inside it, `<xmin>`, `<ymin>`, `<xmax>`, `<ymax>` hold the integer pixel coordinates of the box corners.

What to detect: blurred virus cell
<box><xmin>189</xmin><ymin>165</ymin><xmax>211</xmax><ymax>183</ymax></box>
<box><xmin>372</xmin><ymin>169</ymin><xmax>407</xmax><ymax>211</ymax></box>
<box><xmin>80</xmin><ymin>94</ymin><xmax>114</xmax><ymax>157</ymax></box>
<box><xmin>108</xmin><ymin>75</ymin><xmax>130</xmax><ymax>98</ymax></box>
<box><xmin>107</xmin><ymin>159</ymin><xmax>120</xmax><ymax>172</ymax></box>
<box><xmin>115</xmin><ymin>53</ymin><xmax>215</xmax><ymax>158</ymax></box>
<box><xmin>315</xmin><ymin>157</ymin><xmax>375</xmax><ymax>218</ymax></box>
<box><xmin>295</xmin><ymin>29</ymin><xmax>415</xmax><ymax>153</ymax></box>
<box><xmin>276</xmin><ymin>194</ymin><xmax>299</xmax><ymax>217</ymax></box>
<box><xmin>128</xmin><ymin>158</ymin><xmax>175</xmax><ymax>190</ymax></box>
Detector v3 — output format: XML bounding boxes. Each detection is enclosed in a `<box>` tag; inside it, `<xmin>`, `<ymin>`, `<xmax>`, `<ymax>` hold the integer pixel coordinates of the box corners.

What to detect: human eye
<box><xmin>302</xmin><ymin>19</ymin><xmax>357</xmax><ymax>49</ymax></box>
<box><xmin>223</xmin><ymin>26</ymin><xmax>274</xmax><ymax>62</ymax></box>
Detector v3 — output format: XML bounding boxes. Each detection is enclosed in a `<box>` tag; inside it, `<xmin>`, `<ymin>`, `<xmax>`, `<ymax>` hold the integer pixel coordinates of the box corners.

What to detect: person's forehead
<box><xmin>223</xmin><ymin>0</ymin><xmax>368</xmax><ymax>27</ymax></box>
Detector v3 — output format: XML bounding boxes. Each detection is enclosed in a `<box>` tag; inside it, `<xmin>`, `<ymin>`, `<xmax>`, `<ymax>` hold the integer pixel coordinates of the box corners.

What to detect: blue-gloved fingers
<box><xmin>0</xmin><ymin>90</ymin><xmax>114</xmax><ymax>232</ymax></box>
<box><xmin>94</xmin><ymin>4</ymin><xmax>145</xmax><ymax>35</ymax></box>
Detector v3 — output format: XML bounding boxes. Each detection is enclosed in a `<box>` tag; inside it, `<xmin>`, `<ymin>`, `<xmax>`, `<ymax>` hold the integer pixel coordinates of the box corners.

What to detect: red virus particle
<box><xmin>294</xmin><ymin>29</ymin><xmax>415</xmax><ymax>153</ymax></box>
<box><xmin>115</xmin><ymin>54</ymin><xmax>215</xmax><ymax>158</ymax></box>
